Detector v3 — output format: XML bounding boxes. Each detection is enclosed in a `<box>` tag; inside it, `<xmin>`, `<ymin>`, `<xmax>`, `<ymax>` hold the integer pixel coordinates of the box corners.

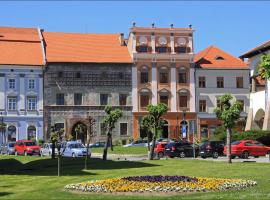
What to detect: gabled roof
<box><xmin>43</xmin><ymin>32</ymin><xmax>132</xmax><ymax>63</ymax></box>
<box><xmin>195</xmin><ymin>45</ymin><xmax>247</xmax><ymax>69</ymax></box>
<box><xmin>0</xmin><ymin>26</ymin><xmax>44</xmax><ymax>66</ymax></box>
<box><xmin>240</xmin><ymin>40</ymin><xmax>270</xmax><ymax>58</ymax></box>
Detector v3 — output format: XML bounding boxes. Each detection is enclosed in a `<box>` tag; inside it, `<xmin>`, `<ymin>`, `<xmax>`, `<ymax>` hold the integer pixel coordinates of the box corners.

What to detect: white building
<box><xmin>0</xmin><ymin>26</ymin><xmax>45</xmax><ymax>144</ymax></box>
<box><xmin>240</xmin><ymin>40</ymin><xmax>270</xmax><ymax>130</ymax></box>
<box><xmin>195</xmin><ymin>45</ymin><xmax>250</xmax><ymax>138</ymax></box>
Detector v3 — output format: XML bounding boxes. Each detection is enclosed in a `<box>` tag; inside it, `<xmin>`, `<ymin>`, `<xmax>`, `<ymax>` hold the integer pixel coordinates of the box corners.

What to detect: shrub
<box><xmin>37</xmin><ymin>139</ymin><xmax>44</xmax><ymax>145</ymax></box>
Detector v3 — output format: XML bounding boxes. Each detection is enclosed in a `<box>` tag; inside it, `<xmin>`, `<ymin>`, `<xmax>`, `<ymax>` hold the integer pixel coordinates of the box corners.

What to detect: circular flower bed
<box><xmin>65</xmin><ymin>175</ymin><xmax>257</xmax><ymax>194</ymax></box>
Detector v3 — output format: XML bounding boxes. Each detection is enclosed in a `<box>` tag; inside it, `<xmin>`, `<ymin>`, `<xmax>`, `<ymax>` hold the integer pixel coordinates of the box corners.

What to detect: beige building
<box><xmin>195</xmin><ymin>45</ymin><xmax>249</xmax><ymax>139</ymax></box>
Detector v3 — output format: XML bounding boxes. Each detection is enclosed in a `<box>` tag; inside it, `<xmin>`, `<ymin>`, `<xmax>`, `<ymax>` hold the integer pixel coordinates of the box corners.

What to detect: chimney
<box><xmin>119</xmin><ymin>33</ymin><xmax>125</xmax><ymax>46</ymax></box>
<box><xmin>132</xmin><ymin>22</ymin><xmax>136</xmax><ymax>27</ymax></box>
<box><xmin>152</xmin><ymin>23</ymin><xmax>155</xmax><ymax>28</ymax></box>
<box><xmin>170</xmin><ymin>23</ymin><xmax>174</xmax><ymax>29</ymax></box>
<box><xmin>189</xmin><ymin>24</ymin><xmax>192</xmax><ymax>29</ymax></box>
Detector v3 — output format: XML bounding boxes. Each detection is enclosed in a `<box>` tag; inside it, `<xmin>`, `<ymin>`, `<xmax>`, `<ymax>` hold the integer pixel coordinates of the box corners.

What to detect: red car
<box><xmin>14</xmin><ymin>140</ymin><xmax>41</xmax><ymax>156</ymax></box>
<box><xmin>223</xmin><ymin>140</ymin><xmax>270</xmax><ymax>159</ymax></box>
<box><xmin>154</xmin><ymin>141</ymin><xmax>168</xmax><ymax>158</ymax></box>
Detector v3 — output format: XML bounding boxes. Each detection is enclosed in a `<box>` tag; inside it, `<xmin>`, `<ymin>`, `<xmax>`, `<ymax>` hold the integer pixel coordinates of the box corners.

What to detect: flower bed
<box><xmin>65</xmin><ymin>175</ymin><xmax>257</xmax><ymax>194</ymax></box>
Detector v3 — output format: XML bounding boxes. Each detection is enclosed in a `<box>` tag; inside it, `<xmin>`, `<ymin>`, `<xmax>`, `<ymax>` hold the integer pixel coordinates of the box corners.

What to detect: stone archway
<box><xmin>254</xmin><ymin>108</ymin><xmax>265</xmax><ymax>130</ymax></box>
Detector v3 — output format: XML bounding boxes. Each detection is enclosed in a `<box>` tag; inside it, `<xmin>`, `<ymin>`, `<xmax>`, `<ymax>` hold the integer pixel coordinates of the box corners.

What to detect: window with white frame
<box><xmin>28</xmin><ymin>79</ymin><xmax>35</xmax><ymax>90</ymax></box>
<box><xmin>8</xmin><ymin>79</ymin><xmax>15</xmax><ymax>89</ymax></box>
<box><xmin>120</xmin><ymin>123</ymin><xmax>128</xmax><ymax>136</ymax></box>
<box><xmin>27</xmin><ymin>97</ymin><xmax>37</xmax><ymax>111</ymax></box>
<box><xmin>8</xmin><ymin>97</ymin><xmax>17</xmax><ymax>110</ymax></box>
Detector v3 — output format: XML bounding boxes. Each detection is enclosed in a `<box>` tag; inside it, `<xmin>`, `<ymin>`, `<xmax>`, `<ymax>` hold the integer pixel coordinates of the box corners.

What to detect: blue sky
<box><xmin>0</xmin><ymin>1</ymin><xmax>269</xmax><ymax>56</ymax></box>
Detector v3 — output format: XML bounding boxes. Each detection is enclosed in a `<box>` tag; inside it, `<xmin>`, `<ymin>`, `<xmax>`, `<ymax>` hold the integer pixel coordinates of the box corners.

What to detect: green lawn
<box><xmin>0</xmin><ymin>155</ymin><xmax>269</xmax><ymax>199</ymax></box>
<box><xmin>90</xmin><ymin>146</ymin><xmax>148</xmax><ymax>155</ymax></box>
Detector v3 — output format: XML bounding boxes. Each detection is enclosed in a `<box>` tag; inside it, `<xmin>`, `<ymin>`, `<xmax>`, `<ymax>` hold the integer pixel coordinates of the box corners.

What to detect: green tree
<box><xmin>141</xmin><ymin>103</ymin><xmax>168</xmax><ymax>160</ymax></box>
<box><xmin>258</xmin><ymin>54</ymin><xmax>270</xmax><ymax>80</ymax></box>
<box><xmin>102</xmin><ymin>106</ymin><xmax>123</xmax><ymax>160</ymax></box>
<box><xmin>214</xmin><ymin>94</ymin><xmax>241</xmax><ymax>163</ymax></box>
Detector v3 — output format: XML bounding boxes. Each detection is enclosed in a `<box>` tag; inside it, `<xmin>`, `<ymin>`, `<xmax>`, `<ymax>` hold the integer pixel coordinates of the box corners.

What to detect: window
<box><xmin>178</xmin><ymin>68</ymin><xmax>187</xmax><ymax>83</ymax></box>
<box><xmin>160</xmin><ymin>95</ymin><xmax>169</xmax><ymax>106</ymax></box>
<box><xmin>75</xmin><ymin>72</ymin><xmax>81</xmax><ymax>78</ymax></box>
<box><xmin>179</xmin><ymin>95</ymin><xmax>188</xmax><ymax>108</ymax></box>
<box><xmin>118</xmin><ymin>72</ymin><xmax>124</xmax><ymax>79</ymax></box>
<box><xmin>140</xmin><ymin>94</ymin><xmax>150</xmax><ymax>108</ymax></box>
<box><xmin>140</xmin><ymin>71</ymin><xmax>148</xmax><ymax>84</ymax></box>
<box><xmin>157</xmin><ymin>46</ymin><xmax>167</xmax><ymax>53</ymax></box>
<box><xmin>216</xmin><ymin>99</ymin><xmax>222</xmax><ymax>109</ymax></box>
<box><xmin>100</xmin><ymin>94</ymin><xmax>108</xmax><ymax>105</ymax></box>
<box><xmin>56</xmin><ymin>93</ymin><xmax>65</xmax><ymax>105</ymax></box>
<box><xmin>8</xmin><ymin>79</ymin><xmax>15</xmax><ymax>89</ymax></box>
<box><xmin>120</xmin><ymin>123</ymin><xmax>128</xmax><ymax>136</ymax></box>
<box><xmin>100</xmin><ymin>123</ymin><xmax>106</xmax><ymax>135</ymax></box>
<box><xmin>199</xmin><ymin>77</ymin><xmax>206</xmax><ymax>88</ymax></box>
<box><xmin>28</xmin><ymin>79</ymin><xmax>35</xmax><ymax>90</ymax></box>
<box><xmin>160</xmin><ymin>71</ymin><xmax>169</xmax><ymax>83</ymax></box>
<box><xmin>27</xmin><ymin>126</ymin><xmax>36</xmax><ymax>140</ymax></box>
<box><xmin>217</xmin><ymin>77</ymin><xmax>224</xmax><ymax>88</ymax></box>
<box><xmin>57</xmin><ymin>71</ymin><xmax>63</xmax><ymax>78</ymax></box>
<box><xmin>175</xmin><ymin>47</ymin><xmax>186</xmax><ymax>53</ymax></box>
<box><xmin>119</xmin><ymin>94</ymin><xmax>127</xmax><ymax>106</ymax></box>
<box><xmin>215</xmin><ymin>56</ymin><xmax>224</xmax><ymax>60</ymax></box>
<box><xmin>236</xmin><ymin>77</ymin><xmax>244</xmax><ymax>88</ymax></box>
<box><xmin>137</xmin><ymin>46</ymin><xmax>148</xmax><ymax>53</ymax></box>
<box><xmin>7</xmin><ymin>126</ymin><xmax>16</xmax><ymax>142</ymax></box>
<box><xmin>237</xmin><ymin>100</ymin><xmax>244</xmax><ymax>112</ymax></box>
<box><xmin>199</xmin><ymin>100</ymin><xmax>206</xmax><ymax>112</ymax></box>
<box><xmin>8</xmin><ymin>97</ymin><xmax>17</xmax><ymax>110</ymax></box>
<box><xmin>74</xmin><ymin>93</ymin><xmax>82</xmax><ymax>105</ymax></box>
<box><xmin>27</xmin><ymin>98</ymin><xmax>37</xmax><ymax>110</ymax></box>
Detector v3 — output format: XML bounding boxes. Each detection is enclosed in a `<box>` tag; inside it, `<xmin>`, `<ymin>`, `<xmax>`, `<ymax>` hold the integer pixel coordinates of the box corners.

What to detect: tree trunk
<box><xmin>226</xmin><ymin>128</ymin><xmax>232</xmax><ymax>164</ymax></box>
<box><xmin>103</xmin><ymin>132</ymin><xmax>111</xmax><ymax>160</ymax></box>
<box><xmin>147</xmin><ymin>131</ymin><xmax>151</xmax><ymax>151</ymax></box>
<box><xmin>149</xmin><ymin>128</ymin><xmax>156</xmax><ymax>160</ymax></box>
<box><xmin>51</xmin><ymin>141</ymin><xmax>56</xmax><ymax>159</ymax></box>
<box><xmin>85</xmin><ymin>132</ymin><xmax>91</xmax><ymax>170</ymax></box>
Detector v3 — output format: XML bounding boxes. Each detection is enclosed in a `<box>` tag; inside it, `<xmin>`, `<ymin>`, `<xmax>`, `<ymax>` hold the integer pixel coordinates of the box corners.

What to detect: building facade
<box><xmin>43</xmin><ymin>32</ymin><xmax>133</xmax><ymax>143</ymax></box>
<box><xmin>127</xmin><ymin>24</ymin><xmax>196</xmax><ymax>141</ymax></box>
<box><xmin>195</xmin><ymin>46</ymin><xmax>249</xmax><ymax>138</ymax></box>
<box><xmin>0</xmin><ymin>27</ymin><xmax>45</xmax><ymax>144</ymax></box>
<box><xmin>240</xmin><ymin>40</ymin><xmax>270</xmax><ymax>130</ymax></box>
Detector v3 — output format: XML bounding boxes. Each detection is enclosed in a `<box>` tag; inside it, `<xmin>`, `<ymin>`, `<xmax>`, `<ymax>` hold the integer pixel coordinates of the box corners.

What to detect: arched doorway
<box><xmin>72</xmin><ymin>122</ymin><xmax>87</xmax><ymax>144</ymax></box>
<box><xmin>161</xmin><ymin>120</ymin><xmax>169</xmax><ymax>138</ymax></box>
<box><xmin>7</xmin><ymin>126</ymin><xmax>16</xmax><ymax>142</ymax></box>
<box><xmin>27</xmin><ymin>126</ymin><xmax>36</xmax><ymax>140</ymax></box>
<box><xmin>254</xmin><ymin>108</ymin><xmax>265</xmax><ymax>130</ymax></box>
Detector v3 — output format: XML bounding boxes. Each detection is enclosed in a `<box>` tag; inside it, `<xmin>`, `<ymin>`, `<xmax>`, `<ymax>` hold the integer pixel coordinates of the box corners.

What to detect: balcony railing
<box><xmin>136</xmin><ymin>46</ymin><xmax>152</xmax><ymax>53</ymax></box>
<box><xmin>155</xmin><ymin>46</ymin><xmax>171</xmax><ymax>54</ymax></box>
<box><xmin>175</xmin><ymin>46</ymin><xmax>191</xmax><ymax>54</ymax></box>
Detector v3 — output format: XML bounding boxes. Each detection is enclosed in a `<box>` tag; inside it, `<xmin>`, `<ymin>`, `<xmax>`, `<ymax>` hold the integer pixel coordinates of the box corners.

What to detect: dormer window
<box><xmin>215</xmin><ymin>56</ymin><xmax>224</xmax><ymax>60</ymax></box>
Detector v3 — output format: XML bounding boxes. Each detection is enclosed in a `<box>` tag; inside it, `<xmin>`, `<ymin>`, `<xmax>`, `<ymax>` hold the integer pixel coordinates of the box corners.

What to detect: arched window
<box><xmin>159</xmin><ymin>88</ymin><xmax>170</xmax><ymax>107</ymax></box>
<box><xmin>140</xmin><ymin>66</ymin><xmax>149</xmax><ymax>84</ymax></box>
<box><xmin>7</xmin><ymin>126</ymin><xmax>16</xmax><ymax>142</ymax></box>
<box><xmin>178</xmin><ymin>67</ymin><xmax>187</xmax><ymax>83</ymax></box>
<box><xmin>178</xmin><ymin>89</ymin><xmax>189</xmax><ymax>109</ymax></box>
<box><xmin>215</xmin><ymin>56</ymin><xmax>224</xmax><ymax>60</ymax></box>
<box><xmin>27</xmin><ymin>126</ymin><xmax>36</xmax><ymax>140</ymax></box>
<box><xmin>139</xmin><ymin>88</ymin><xmax>151</xmax><ymax>110</ymax></box>
<box><xmin>159</xmin><ymin>66</ymin><xmax>169</xmax><ymax>84</ymax></box>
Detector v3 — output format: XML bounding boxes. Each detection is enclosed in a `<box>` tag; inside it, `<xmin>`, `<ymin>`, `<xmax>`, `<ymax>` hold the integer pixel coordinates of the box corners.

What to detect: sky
<box><xmin>0</xmin><ymin>1</ymin><xmax>269</xmax><ymax>57</ymax></box>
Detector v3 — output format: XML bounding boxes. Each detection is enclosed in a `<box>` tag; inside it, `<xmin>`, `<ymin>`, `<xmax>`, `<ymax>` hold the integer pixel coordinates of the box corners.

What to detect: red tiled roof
<box><xmin>0</xmin><ymin>26</ymin><xmax>44</xmax><ymax>66</ymax></box>
<box><xmin>240</xmin><ymin>40</ymin><xmax>270</xmax><ymax>58</ymax></box>
<box><xmin>195</xmin><ymin>45</ymin><xmax>248</xmax><ymax>69</ymax></box>
<box><xmin>43</xmin><ymin>32</ymin><xmax>132</xmax><ymax>63</ymax></box>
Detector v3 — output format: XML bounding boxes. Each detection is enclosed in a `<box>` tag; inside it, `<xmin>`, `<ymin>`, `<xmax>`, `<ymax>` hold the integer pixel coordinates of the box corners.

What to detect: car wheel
<box><xmin>242</xmin><ymin>151</ymin><xmax>249</xmax><ymax>159</ymax></box>
<box><xmin>179</xmin><ymin>152</ymin><xmax>185</xmax><ymax>158</ymax></box>
<box><xmin>24</xmin><ymin>151</ymin><xmax>28</xmax><ymax>156</ymax></box>
<box><xmin>201</xmin><ymin>155</ymin><xmax>207</xmax><ymax>159</ymax></box>
<box><xmin>230</xmin><ymin>155</ymin><xmax>236</xmax><ymax>159</ymax></box>
<box><xmin>72</xmin><ymin>153</ymin><xmax>76</xmax><ymax>158</ymax></box>
<box><xmin>169</xmin><ymin>156</ymin><xmax>174</xmax><ymax>158</ymax></box>
<box><xmin>254</xmin><ymin>156</ymin><xmax>259</xmax><ymax>158</ymax></box>
<box><xmin>158</xmin><ymin>152</ymin><xmax>164</xmax><ymax>159</ymax></box>
<box><xmin>212</xmin><ymin>152</ymin><xmax>219</xmax><ymax>159</ymax></box>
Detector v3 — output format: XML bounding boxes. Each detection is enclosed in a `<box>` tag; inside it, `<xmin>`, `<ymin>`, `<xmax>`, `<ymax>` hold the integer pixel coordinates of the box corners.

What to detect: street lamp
<box><xmin>0</xmin><ymin>112</ymin><xmax>6</xmax><ymax>144</ymax></box>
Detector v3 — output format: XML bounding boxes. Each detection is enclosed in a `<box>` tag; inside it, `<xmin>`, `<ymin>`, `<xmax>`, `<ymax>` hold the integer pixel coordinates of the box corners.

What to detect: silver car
<box><xmin>40</xmin><ymin>143</ymin><xmax>59</xmax><ymax>157</ymax></box>
<box><xmin>0</xmin><ymin>142</ymin><xmax>15</xmax><ymax>155</ymax></box>
<box><xmin>62</xmin><ymin>141</ymin><xmax>91</xmax><ymax>158</ymax></box>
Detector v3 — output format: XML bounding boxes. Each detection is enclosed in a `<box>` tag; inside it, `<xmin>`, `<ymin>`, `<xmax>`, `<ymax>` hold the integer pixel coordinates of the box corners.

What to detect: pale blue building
<box><xmin>0</xmin><ymin>26</ymin><xmax>45</xmax><ymax>144</ymax></box>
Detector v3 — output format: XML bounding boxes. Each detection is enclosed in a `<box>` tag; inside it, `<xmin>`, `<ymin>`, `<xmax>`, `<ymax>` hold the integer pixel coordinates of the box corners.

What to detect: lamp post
<box><xmin>0</xmin><ymin>112</ymin><xmax>6</xmax><ymax>144</ymax></box>
<box><xmin>182</xmin><ymin>109</ymin><xmax>187</xmax><ymax>141</ymax></box>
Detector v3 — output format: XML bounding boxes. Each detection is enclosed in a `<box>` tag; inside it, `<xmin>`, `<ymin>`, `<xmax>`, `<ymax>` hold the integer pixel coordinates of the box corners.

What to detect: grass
<box><xmin>0</xmin><ymin>155</ymin><xmax>270</xmax><ymax>199</ymax></box>
<box><xmin>90</xmin><ymin>146</ymin><xmax>148</xmax><ymax>155</ymax></box>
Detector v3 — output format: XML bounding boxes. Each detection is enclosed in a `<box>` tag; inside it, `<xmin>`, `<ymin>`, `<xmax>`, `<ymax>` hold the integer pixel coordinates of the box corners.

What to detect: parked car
<box><xmin>40</xmin><ymin>143</ymin><xmax>59</xmax><ymax>157</ymax></box>
<box><xmin>14</xmin><ymin>140</ymin><xmax>41</xmax><ymax>156</ymax></box>
<box><xmin>89</xmin><ymin>141</ymin><xmax>106</xmax><ymax>148</ymax></box>
<box><xmin>224</xmin><ymin>140</ymin><xmax>270</xmax><ymax>159</ymax></box>
<box><xmin>62</xmin><ymin>141</ymin><xmax>91</xmax><ymax>158</ymax></box>
<box><xmin>165</xmin><ymin>141</ymin><xmax>199</xmax><ymax>158</ymax></box>
<box><xmin>154</xmin><ymin>141</ymin><xmax>168</xmax><ymax>158</ymax></box>
<box><xmin>123</xmin><ymin>139</ymin><xmax>148</xmax><ymax>147</ymax></box>
<box><xmin>0</xmin><ymin>142</ymin><xmax>16</xmax><ymax>155</ymax></box>
<box><xmin>200</xmin><ymin>141</ymin><xmax>225</xmax><ymax>159</ymax></box>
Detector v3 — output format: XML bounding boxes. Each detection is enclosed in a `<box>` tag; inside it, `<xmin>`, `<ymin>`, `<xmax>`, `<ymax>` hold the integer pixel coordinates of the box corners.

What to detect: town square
<box><xmin>0</xmin><ymin>1</ymin><xmax>269</xmax><ymax>199</ymax></box>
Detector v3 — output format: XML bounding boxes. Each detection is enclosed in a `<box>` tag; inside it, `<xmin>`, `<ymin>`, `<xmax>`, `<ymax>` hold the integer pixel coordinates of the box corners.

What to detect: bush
<box><xmin>37</xmin><ymin>139</ymin><xmax>44</xmax><ymax>145</ymax></box>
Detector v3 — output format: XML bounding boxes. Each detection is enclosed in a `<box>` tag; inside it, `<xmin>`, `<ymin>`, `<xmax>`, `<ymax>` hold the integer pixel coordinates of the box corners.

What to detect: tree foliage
<box><xmin>258</xmin><ymin>54</ymin><xmax>270</xmax><ymax>80</ymax></box>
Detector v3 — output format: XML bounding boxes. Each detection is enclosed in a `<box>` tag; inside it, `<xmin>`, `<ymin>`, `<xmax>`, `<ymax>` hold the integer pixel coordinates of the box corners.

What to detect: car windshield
<box><xmin>69</xmin><ymin>143</ymin><xmax>85</xmax><ymax>148</ymax></box>
<box><xmin>25</xmin><ymin>142</ymin><xmax>36</xmax><ymax>146</ymax></box>
<box><xmin>231</xmin><ymin>141</ymin><xmax>240</xmax><ymax>145</ymax></box>
<box><xmin>8</xmin><ymin>143</ymin><xmax>15</xmax><ymax>147</ymax></box>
